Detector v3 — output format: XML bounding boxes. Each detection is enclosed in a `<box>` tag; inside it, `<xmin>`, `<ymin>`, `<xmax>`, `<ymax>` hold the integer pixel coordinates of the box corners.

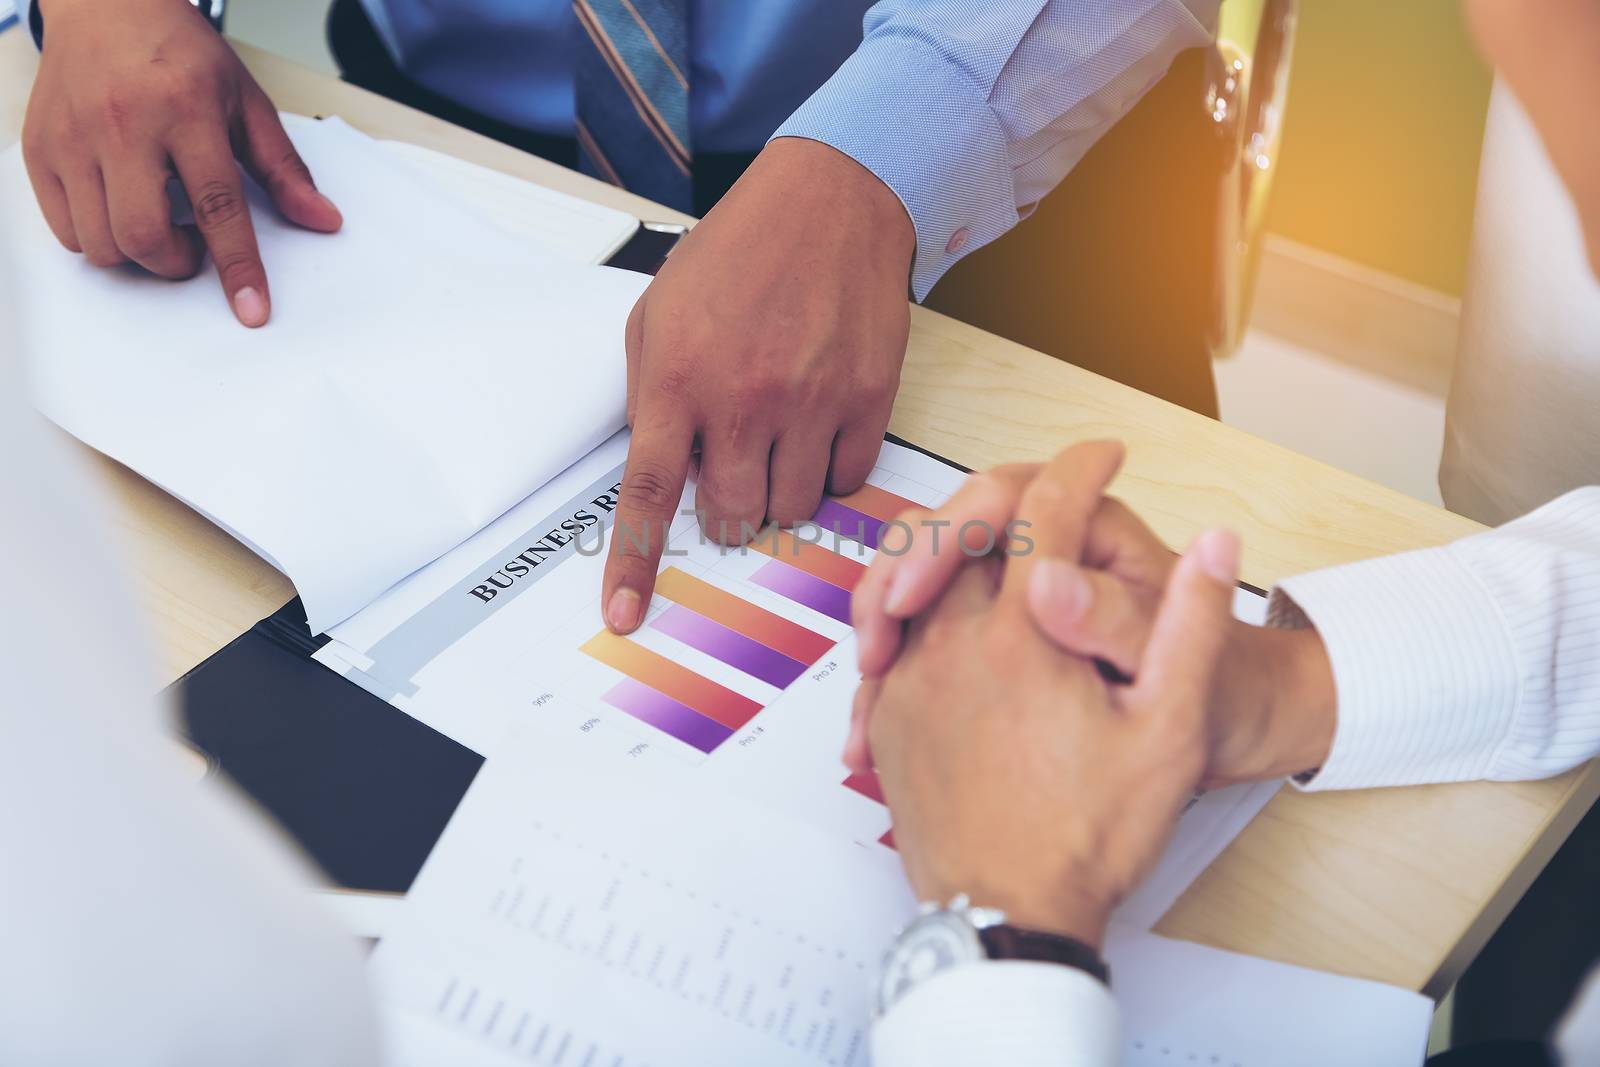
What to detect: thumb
<box><xmin>237</xmin><ymin>84</ymin><xmax>343</xmax><ymax>233</ymax></box>
<box><xmin>1027</xmin><ymin>559</ymin><xmax>1155</xmax><ymax>677</ymax></box>
<box><xmin>1129</xmin><ymin>529</ymin><xmax>1238</xmax><ymax>719</ymax></box>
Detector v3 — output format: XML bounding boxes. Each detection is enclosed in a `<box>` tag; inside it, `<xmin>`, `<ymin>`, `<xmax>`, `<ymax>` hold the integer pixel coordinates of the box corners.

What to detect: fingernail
<box><xmin>232</xmin><ymin>286</ymin><xmax>268</xmax><ymax>327</ymax></box>
<box><xmin>314</xmin><ymin>192</ymin><xmax>343</xmax><ymax>224</ymax></box>
<box><xmin>1033</xmin><ymin>560</ymin><xmax>1091</xmax><ymax>619</ymax></box>
<box><xmin>607</xmin><ymin>587</ymin><xmax>642</xmax><ymax>632</ymax></box>
<box><xmin>884</xmin><ymin>564</ymin><xmax>918</xmax><ymax>616</ymax></box>
<box><xmin>1194</xmin><ymin>529</ymin><xmax>1240</xmax><ymax>584</ymax></box>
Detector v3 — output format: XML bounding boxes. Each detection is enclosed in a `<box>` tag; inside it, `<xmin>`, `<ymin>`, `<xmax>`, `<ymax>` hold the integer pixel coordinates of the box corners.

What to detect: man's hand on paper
<box><xmin>863</xmin><ymin>441</ymin><xmax>1241</xmax><ymax>946</ymax></box>
<box><xmin>600</xmin><ymin>137</ymin><xmax>914</xmax><ymax>633</ymax></box>
<box><xmin>22</xmin><ymin>0</ymin><xmax>342</xmax><ymax>326</ymax></box>
<box><xmin>846</xmin><ymin>442</ymin><xmax>1337</xmax><ymax>790</ymax></box>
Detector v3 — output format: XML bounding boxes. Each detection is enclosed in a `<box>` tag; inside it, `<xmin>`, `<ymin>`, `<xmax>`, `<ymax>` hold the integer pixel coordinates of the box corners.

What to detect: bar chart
<box><xmin>581</xmin><ymin>484</ymin><xmax>922</xmax><ymax>756</ymax></box>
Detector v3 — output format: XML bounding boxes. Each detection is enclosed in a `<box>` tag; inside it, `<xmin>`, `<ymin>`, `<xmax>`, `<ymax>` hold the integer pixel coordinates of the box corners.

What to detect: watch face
<box><xmin>878</xmin><ymin>911</ymin><xmax>984</xmax><ymax>1015</ymax></box>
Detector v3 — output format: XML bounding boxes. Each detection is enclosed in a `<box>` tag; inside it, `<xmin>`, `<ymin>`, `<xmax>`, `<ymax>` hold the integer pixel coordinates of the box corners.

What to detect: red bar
<box><xmin>843</xmin><ymin>771</ymin><xmax>885</xmax><ymax>805</ymax></box>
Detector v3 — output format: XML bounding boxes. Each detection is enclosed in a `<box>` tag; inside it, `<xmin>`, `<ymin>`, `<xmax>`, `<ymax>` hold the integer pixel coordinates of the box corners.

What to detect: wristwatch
<box><xmin>876</xmin><ymin>893</ymin><xmax>1111</xmax><ymax>1017</ymax></box>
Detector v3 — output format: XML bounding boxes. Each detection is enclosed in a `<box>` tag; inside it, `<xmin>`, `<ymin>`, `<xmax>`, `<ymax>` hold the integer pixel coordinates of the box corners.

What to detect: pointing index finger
<box><xmin>170</xmin><ymin>132</ymin><xmax>269</xmax><ymax>327</ymax></box>
<box><xmin>602</xmin><ymin>401</ymin><xmax>696</xmax><ymax>633</ymax></box>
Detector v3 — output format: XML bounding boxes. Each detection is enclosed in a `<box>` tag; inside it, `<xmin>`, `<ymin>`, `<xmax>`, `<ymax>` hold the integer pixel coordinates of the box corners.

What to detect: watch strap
<box><xmin>977</xmin><ymin>924</ymin><xmax>1111</xmax><ymax>987</ymax></box>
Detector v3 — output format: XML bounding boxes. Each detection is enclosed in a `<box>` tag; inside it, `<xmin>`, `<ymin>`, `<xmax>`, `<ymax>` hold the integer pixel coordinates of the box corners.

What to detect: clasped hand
<box><xmin>852</xmin><ymin>441</ymin><xmax>1337</xmax><ymax>946</ymax></box>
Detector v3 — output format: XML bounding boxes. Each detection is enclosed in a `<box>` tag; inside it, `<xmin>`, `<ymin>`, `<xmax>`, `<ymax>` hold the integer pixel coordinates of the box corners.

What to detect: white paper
<box><xmin>372</xmin><ymin>738</ymin><xmax>1429</xmax><ymax>1067</ymax></box>
<box><xmin>1107</xmin><ymin>929</ymin><xmax>1433</xmax><ymax>1066</ymax></box>
<box><xmin>3</xmin><ymin>114</ymin><xmax>649</xmax><ymax>631</ymax></box>
<box><xmin>371</xmin><ymin>740</ymin><xmax>915</xmax><ymax>1067</ymax></box>
<box><xmin>376</xmin><ymin>139</ymin><xmax>640</xmax><ymax>265</ymax></box>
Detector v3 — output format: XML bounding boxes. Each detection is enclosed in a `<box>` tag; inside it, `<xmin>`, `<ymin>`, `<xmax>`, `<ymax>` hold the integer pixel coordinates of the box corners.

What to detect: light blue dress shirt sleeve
<box><xmin>773</xmin><ymin>0</ymin><xmax>1219</xmax><ymax>300</ymax></box>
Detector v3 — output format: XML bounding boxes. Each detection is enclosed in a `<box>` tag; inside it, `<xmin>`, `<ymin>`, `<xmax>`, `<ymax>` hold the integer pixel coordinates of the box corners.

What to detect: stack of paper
<box><xmin>375</xmin><ymin>137</ymin><xmax>641</xmax><ymax>264</ymax></box>
<box><xmin>1</xmin><ymin>114</ymin><xmax>649</xmax><ymax>631</ymax></box>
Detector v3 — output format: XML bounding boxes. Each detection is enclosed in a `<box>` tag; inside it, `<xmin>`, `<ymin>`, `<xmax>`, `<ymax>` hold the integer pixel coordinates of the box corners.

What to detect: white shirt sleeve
<box><xmin>1266</xmin><ymin>487</ymin><xmax>1600</xmax><ymax>791</ymax></box>
<box><xmin>0</xmin><ymin>299</ymin><xmax>379</xmax><ymax>1061</ymax></box>
<box><xmin>872</xmin><ymin>961</ymin><xmax>1119</xmax><ymax>1066</ymax></box>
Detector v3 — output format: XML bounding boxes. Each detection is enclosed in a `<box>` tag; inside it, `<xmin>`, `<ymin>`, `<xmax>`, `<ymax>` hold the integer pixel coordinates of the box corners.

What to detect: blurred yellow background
<box><xmin>1259</xmin><ymin>0</ymin><xmax>1492</xmax><ymax>295</ymax></box>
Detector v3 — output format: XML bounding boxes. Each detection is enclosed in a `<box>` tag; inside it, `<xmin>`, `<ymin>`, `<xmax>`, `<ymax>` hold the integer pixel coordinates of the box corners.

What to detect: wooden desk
<box><xmin>2</xmin><ymin>29</ymin><xmax>1594</xmax><ymax>1000</ymax></box>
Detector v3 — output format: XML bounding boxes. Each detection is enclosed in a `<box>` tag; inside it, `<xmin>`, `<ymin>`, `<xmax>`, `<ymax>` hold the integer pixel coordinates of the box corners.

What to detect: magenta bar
<box><xmin>810</xmin><ymin>499</ymin><xmax>884</xmax><ymax>550</ymax></box>
<box><xmin>600</xmin><ymin>677</ymin><xmax>735</xmax><ymax>754</ymax></box>
<box><xmin>651</xmin><ymin>605</ymin><xmax>809</xmax><ymax>688</ymax></box>
<box><xmin>750</xmin><ymin>560</ymin><xmax>852</xmax><ymax>624</ymax></box>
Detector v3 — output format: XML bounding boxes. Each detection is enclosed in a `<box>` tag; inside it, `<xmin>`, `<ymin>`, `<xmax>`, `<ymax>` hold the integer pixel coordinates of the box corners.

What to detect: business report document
<box><xmin>315</xmin><ymin>435</ymin><xmax>1280</xmax><ymax>929</ymax></box>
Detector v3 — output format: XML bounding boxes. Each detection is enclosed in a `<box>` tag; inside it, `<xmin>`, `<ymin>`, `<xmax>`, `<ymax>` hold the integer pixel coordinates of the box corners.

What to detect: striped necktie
<box><xmin>573</xmin><ymin>0</ymin><xmax>693</xmax><ymax>213</ymax></box>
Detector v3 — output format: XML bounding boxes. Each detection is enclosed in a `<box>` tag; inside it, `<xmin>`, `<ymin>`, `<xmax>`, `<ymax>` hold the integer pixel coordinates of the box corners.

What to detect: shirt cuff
<box><xmin>1267</xmin><ymin>547</ymin><xmax>1522</xmax><ymax>792</ymax></box>
<box><xmin>771</xmin><ymin>35</ymin><xmax>1017</xmax><ymax>302</ymax></box>
<box><xmin>872</xmin><ymin>960</ymin><xmax>1119</xmax><ymax>1066</ymax></box>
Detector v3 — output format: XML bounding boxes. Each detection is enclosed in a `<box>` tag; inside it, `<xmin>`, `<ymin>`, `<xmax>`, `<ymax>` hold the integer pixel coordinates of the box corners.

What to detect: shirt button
<box><xmin>945</xmin><ymin>227</ymin><xmax>970</xmax><ymax>254</ymax></box>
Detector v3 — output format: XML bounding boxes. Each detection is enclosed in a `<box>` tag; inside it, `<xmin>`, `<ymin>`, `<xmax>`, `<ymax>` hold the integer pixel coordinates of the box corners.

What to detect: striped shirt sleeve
<box><xmin>1267</xmin><ymin>487</ymin><xmax>1600</xmax><ymax>792</ymax></box>
<box><xmin>771</xmin><ymin>0</ymin><xmax>1217</xmax><ymax>301</ymax></box>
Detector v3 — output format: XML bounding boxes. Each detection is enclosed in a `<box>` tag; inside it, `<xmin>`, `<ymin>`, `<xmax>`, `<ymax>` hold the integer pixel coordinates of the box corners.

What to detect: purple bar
<box><xmin>651</xmin><ymin>605</ymin><xmax>809</xmax><ymax>687</ymax></box>
<box><xmin>810</xmin><ymin>499</ymin><xmax>883</xmax><ymax>550</ymax></box>
<box><xmin>750</xmin><ymin>560</ymin><xmax>852</xmax><ymax>624</ymax></box>
<box><xmin>600</xmin><ymin>677</ymin><xmax>734</xmax><ymax>754</ymax></box>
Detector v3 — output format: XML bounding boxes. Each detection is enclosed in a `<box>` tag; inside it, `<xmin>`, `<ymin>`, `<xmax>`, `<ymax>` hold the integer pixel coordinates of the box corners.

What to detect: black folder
<box><xmin>175</xmin><ymin>598</ymin><xmax>481</xmax><ymax>895</ymax></box>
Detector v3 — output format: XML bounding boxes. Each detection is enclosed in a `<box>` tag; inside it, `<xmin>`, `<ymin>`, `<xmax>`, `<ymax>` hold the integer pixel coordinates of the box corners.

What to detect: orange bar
<box><xmin>746</xmin><ymin>529</ymin><xmax>866</xmax><ymax>591</ymax></box>
<box><xmin>832</xmin><ymin>483</ymin><xmax>924</xmax><ymax>525</ymax></box>
<box><xmin>581</xmin><ymin>631</ymin><xmax>761</xmax><ymax>731</ymax></box>
<box><xmin>655</xmin><ymin>568</ymin><xmax>834</xmax><ymax>664</ymax></box>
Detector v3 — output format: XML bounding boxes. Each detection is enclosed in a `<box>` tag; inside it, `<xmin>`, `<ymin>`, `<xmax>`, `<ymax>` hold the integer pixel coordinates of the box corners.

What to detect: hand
<box><xmin>847</xmin><ymin>445</ymin><xmax>1337</xmax><ymax>788</ymax></box>
<box><xmin>868</xmin><ymin>514</ymin><xmax>1241</xmax><ymax>948</ymax></box>
<box><xmin>600</xmin><ymin>137</ymin><xmax>914</xmax><ymax>632</ymax></box>
<box><xmin>22</xmin><ymin>0</ymin><xmax>342</xmax><ymax>326</ymax></box>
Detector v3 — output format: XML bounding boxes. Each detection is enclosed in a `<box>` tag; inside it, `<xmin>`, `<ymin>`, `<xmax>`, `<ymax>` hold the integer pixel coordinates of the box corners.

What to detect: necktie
<box><xmin>573</xmin><ymin>0</ymin><xmax>693</xmax><ymax>213</ymax></box>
